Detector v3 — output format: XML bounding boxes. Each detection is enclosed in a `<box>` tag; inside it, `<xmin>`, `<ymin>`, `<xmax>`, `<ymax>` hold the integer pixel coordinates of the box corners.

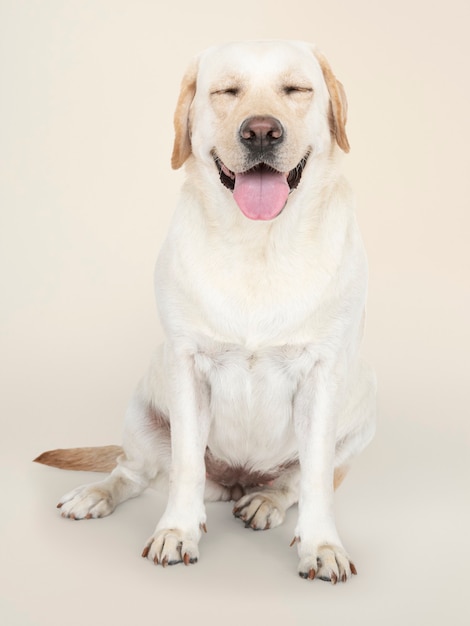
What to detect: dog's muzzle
<box><xmin>212</xmin><ymin>148</ymin><xmax>310</xmax><ymax>221</ymax></box>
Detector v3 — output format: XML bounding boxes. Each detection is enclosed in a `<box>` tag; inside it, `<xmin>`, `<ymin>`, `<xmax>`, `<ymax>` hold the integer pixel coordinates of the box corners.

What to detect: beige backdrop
<box><xmin>1</xmin><ymin>1</ymin><xmax>469</xmax><ymax>625</ymax></box>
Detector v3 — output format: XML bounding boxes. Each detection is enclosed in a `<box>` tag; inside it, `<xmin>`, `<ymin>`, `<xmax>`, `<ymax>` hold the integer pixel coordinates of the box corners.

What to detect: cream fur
<box><xmin>51</xmin><ymin>40</ymin><xmax>376</xmax><ymax>583</ymax></box>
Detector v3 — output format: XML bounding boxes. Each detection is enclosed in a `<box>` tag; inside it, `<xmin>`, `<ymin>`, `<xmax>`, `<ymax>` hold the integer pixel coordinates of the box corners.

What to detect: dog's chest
<box><xmin>194</xmin><ymin>341</ymin><xmax>315</xmax><ymax>470</ymax></box>
<box><xmin>155</xmin><ymin>208</ymin><xmax>342</xmax><ymax>348</ymax></box>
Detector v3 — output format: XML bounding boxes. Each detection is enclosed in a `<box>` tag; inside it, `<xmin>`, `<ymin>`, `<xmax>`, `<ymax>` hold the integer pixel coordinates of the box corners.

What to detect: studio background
<box><xmin>1</xmin><ymin>1</ymin><xmax>469</xmax><ymax>625</ymax></box>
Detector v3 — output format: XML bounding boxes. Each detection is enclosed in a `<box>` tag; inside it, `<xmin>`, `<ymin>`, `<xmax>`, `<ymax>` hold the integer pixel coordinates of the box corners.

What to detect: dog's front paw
<box><xmin>295</xmin><ymin>540</ymin><xmax>357</xmax><ymax>584</ymax></box>
<box><xmin>57</xmin><ymin>484</ymin><xmax>115</xmax><ymax>520</ymax></box>
<box><xmin>233</xmin><ymin>491</ymin><xmax>285</xmax><ymax>530</ymax></box>
<box><xmin>141</xmin><ymin>527</ymin><xmax>204</xmax><ymax>567</ymax></box>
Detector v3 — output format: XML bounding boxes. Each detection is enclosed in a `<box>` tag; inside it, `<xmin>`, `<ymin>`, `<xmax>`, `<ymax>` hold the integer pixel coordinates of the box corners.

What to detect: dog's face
<box><xmin>172</xmin><ymin>41</ymin><xmax>349</xmax><ymax>220</ymax></box>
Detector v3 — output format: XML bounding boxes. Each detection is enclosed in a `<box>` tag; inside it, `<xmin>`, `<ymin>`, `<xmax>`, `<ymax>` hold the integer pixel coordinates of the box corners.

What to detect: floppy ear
<box><xmin>314</xmin><ymin>50</ymin><xmax>350</xmax><ymax>153</ymax></box>
<box><xmin>171</xmin><ymin>59</ymin><xmax>199</xmax><ymax>169</ymax></box>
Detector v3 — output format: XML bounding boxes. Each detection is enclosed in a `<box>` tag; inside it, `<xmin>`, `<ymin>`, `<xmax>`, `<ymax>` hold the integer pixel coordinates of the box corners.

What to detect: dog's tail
<box><xmin>33</xmin><ymin>445</ymin><xmax>123</xmax><ymax>473</ymax></box>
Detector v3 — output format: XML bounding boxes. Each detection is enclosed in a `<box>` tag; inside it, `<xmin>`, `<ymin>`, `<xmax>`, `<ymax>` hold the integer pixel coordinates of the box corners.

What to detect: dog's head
<box><xmin>171</xmin><ymin>41</ymin><xmax>349</xmax><ymax>220</ymax></box>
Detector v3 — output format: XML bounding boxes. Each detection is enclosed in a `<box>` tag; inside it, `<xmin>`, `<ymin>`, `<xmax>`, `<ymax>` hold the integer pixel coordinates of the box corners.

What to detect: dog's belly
<box><xmin>194</xmin><ymin>341</ymin><xmax>315</xmax><ymax>484</ymax></box>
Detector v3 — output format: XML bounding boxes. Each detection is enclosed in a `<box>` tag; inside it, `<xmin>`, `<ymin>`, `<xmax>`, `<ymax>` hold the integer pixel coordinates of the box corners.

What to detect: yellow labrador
<box><xmin>36</xmin><ymin>40</ymin><xmax>376</xmax><ymax>583</ymax></box>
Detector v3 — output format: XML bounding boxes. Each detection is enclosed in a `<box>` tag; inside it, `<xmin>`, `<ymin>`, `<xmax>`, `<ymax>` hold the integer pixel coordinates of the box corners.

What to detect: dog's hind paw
<box><xmin>141</xmin><ymin>528</ymin><xmax>200</xmax><ymax>567</ymax></box>
<box><xmin>232</xmin><ymin>491</ymin><xmax>285</xmax><ymax>530</ymax></box>
<box><xmin>57</xmin><ymin>484</ymin><xmax>116</xmax><ymax>520</ymax></box>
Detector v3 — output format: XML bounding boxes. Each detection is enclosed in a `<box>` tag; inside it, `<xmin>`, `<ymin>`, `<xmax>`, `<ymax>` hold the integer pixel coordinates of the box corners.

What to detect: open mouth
<box><xmin>212</xmin><ymin>152</ymin><xmax>310</xmax><ymax>221</ymax></box>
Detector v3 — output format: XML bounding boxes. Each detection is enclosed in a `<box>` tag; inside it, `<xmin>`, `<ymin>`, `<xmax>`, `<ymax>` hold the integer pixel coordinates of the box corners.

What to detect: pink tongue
<box><xmin>233</xmin><ymin>169</ymin><xmax>289</xmax><ymax>220</ymax></box>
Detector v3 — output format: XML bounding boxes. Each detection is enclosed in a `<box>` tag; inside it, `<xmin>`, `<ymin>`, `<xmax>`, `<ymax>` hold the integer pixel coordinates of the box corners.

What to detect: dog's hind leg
<box><xmin>232</xmin><ymin>465</ymin><xmax>300</xmax><ymax>530</ymax></box>
<box><xmin>231</xmin><ymin>458</ymin><xmax>361</xmax><ymax>531</ymax></box>
<box><xmin>58</xmin><ymin>378</ymin><xmax>171</xmax><ymax>520</ymax></box>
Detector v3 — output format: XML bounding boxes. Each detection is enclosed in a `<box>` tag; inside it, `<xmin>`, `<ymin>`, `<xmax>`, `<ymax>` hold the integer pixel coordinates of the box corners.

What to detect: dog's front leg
<box><xmin>142</xmin><ymin>347</ymin><xmax>210</xmax><ymax>567</ymax></box>
<box><xmin>293</xmin><ymin>361</ymin><xmax>356</xmax><ymax>583</ymax></box>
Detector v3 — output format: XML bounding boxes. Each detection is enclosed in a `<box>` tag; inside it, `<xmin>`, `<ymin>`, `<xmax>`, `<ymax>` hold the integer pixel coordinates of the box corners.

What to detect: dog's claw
<box><xmin>200</xmin><ymin>522</ymin><xmax>208</xmax><ymax>534</ymax></box>
<box><xmin>331</xmin><ymin>573</ymin><xmax>338</xmax><ymax>585</ymax></box>
<box><xmin>299</xmin><ymin>568</ymin><xmax>316</xmax><ymax>580</ymax></box>
<box><xmin>182</xmin><ymin>555</ymin><xmax>198</xmax><ymax>565</ymax></box>
<box><xmin>162</xmin><ymin>556</ymin><xmax>168</xmax><ymax>568</ymax></box>
<box><xmin>141</xmin><ymin>545</ymin><xmax>150</xmax><ymax>559</ymax></box>
<box><xmin>290</xmin><ymin>536</ymin><xmax>300</xmax><ymax>547</ymax></box>
<box><xmin>350</xmin><ymin>562</ymin><xmax>357</xmax><ymax>575</ymax></box>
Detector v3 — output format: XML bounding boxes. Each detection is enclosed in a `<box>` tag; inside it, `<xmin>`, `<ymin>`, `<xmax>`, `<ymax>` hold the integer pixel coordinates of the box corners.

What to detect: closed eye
<box><xmin>283</xmin><ymin>86</ymin><xmax>313</xmax><ymax>95</ymax></box>
<box><xmin>211</xmin><ymin>87</ymin><xmax>240</xmax><ymax>96</ymax></box>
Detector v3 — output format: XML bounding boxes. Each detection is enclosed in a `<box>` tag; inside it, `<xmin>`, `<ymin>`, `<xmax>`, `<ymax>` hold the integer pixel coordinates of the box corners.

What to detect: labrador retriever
<box><xmin>35</xmin><ymin>40</ymin><xmax>376</xmax><ymax>583</ymax></box>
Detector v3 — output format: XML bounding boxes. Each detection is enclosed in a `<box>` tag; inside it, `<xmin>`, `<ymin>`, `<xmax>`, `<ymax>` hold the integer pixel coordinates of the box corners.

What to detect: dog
<box><xmin>35</xmin><ymin>40</ymin><xmax>376</xmax><ymax>583</ymax></box>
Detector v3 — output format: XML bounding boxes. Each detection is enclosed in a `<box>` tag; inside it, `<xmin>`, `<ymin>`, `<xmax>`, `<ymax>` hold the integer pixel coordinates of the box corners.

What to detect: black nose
<box><xmin>239</xmin><ymin>116</ymin><xmax>284</xmax><ymax>150</ymax></box>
